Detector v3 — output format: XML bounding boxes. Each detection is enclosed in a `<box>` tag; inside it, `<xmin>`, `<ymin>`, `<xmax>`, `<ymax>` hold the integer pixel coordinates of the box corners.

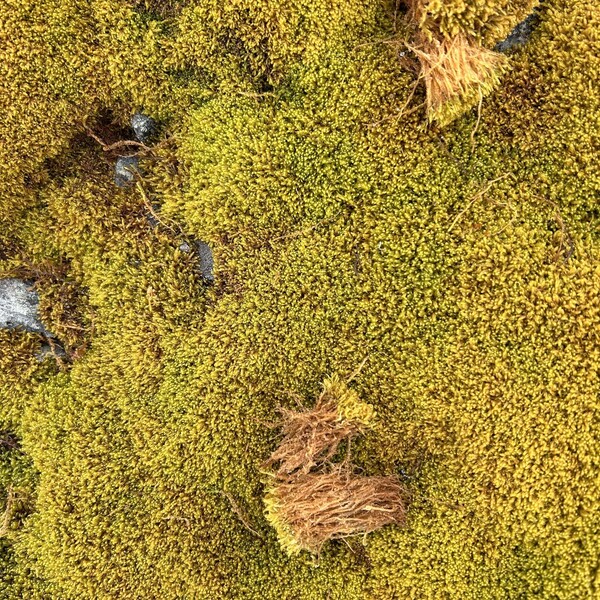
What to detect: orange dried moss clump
<box><xmin>410</xmin><ymin>33</ymin><xmax>507</xmax><ymax>125</ymax></box>
<box><xmin>263</xmin><ymin>375</ymin><xmax>406</xmax><ymax>555</ymax></box>
<box><xmin>264</xmin><ymin>468</ymin><xmax>407</xmax><ymax>555</ymax></box>
<box><xmin>402</xmin><ymin>0</ymin><xmax>510</xmax><ymax>125</ymax></box>
<box><xmin>263</xmin><ymin>374</ymin><xmax>374</xmax><ymax>477</ymax></box>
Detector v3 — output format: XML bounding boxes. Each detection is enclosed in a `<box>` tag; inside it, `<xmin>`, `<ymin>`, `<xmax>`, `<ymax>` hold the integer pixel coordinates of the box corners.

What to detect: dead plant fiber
<box><xmin>266</xmin><ymin>468</ymin><xmax>407</xmax><ymax>554</ymax></box>
<box><xmin>263</xmin><ymin>376</ymin><xmax>372</xmax><ymax>477</ymax></box>
<box><xmin>410</xmin><ymin>33</ymin><xmax>506</xmax><ymax>121</ymax></box>
<box><xmin>263</xmin><ymin>376</ymin><xmax>406</xmax><ymax>554</ymax></box>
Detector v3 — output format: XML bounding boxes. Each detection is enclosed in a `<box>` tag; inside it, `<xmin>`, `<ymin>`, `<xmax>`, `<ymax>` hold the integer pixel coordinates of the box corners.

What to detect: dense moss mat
<box><xmin>1</xmin><ymin>0</ymin><xmax>599</xmax><ymax>598</ymax></box>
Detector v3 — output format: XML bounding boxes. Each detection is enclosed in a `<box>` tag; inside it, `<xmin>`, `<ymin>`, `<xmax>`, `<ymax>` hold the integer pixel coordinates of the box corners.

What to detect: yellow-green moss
<box><xmin>1</xmin><ymin>0</ymin><xmax>599</xmax><ymax>598</ymax></box>
<box><xmin>320</xmin><ymin>374</ymin><xmax>376</xmax><ymax>427</ymax></box>
<box><xmin>411</xmin><ymin>0</ymin><xmax>539</xmax><ymax>45</ymax></box>
<box><xmin>263</xmin><ymin>480</ymin><xmax>306</xmax><ymax>557</ymax></box>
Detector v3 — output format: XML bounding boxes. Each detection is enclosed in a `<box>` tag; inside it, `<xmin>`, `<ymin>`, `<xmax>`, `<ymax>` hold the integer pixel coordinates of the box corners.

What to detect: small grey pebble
<box><xmin>495</xmin><ymin>13</ymin><xmax>539</xmax><ymax>53</ymax></box>
<box><xmin>0</xmin><ymin>278</ymin><xmax>51</xmax><ymax>335</ymax></box>
<box><xmin>196</xmin><ymin>240</ymin><xmax>214</xmax><ymax>282</ymax></box>
<box><xmin>115</xmin><ymin>156</ymin><xmax>139</xmax><ymax>188</ymax></box>
<box><xmin>131</xmin><ymin>113</ymin><xmax>158</xmax><ymax>143</ymax></box>
<box><xmin>178</xmin><ymin>239</ymin><xmax>214</xmax><ymax>281</ymax></box>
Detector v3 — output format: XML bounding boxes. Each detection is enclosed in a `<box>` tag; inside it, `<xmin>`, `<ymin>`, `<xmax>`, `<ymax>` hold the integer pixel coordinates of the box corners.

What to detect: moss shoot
<box><xmin>1</xmin><ymin>0</ymin><xmax>599</xmax><ymax>598</ymax></box>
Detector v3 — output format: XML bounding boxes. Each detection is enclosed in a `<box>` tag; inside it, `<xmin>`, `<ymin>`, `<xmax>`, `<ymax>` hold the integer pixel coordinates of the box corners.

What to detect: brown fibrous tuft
<box><xmin>263</xmin><ymin>375</ymin><xmax>373</xmax><ymax>477</ymax></box>
<box><xmin>265</xmin><ymin>467</ymin><xmax>407</xmax><ymax>555</ymax></box>
<box><xmin>409</xmin><ymin>33</ymin><xmax>507</xmax><ymax>124</ymax></box>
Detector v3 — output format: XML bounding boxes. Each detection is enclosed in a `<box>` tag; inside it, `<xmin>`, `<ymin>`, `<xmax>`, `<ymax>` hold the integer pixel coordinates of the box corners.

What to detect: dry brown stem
<box><xmin>263</xmin><ymin>377</ymin><xmax>371</xmax><ymax>477</ymax></box>
<box><xmin>403</xmin><ymin>0</ymin><xmax>428</xmax><ymax>28</ymax></box>
<box><xmin>447</xmin><ymin>174</ymin><xmax>510</xmax><ymax>233</ymax></box>
<box><xmin>534</xmin><ymin>195</ymin><xmax>575</xmax><ymax>262</ymax></box>
<box><xmin>0</xmin><ymin>487</ymin><xmax>15</xmax><ymax>537</ymax></box>
<box><xmin>220</xmin><ymin>490</ymin><xmax>263</xmax><ymax>539</ymax></box>
<box><xmin>82</xmin><ymin>116</ymin><xmax>152</xmax><ymax>156</ymax></box>
<box><xmin>408</xmin><ymin>33</ymin><xmax>506</xmax><ymax>123</ymax></box>
<box><xmin>266</xmin><ymin>468</ymin><xmax>407</xmax><ymax>554</ymax></box>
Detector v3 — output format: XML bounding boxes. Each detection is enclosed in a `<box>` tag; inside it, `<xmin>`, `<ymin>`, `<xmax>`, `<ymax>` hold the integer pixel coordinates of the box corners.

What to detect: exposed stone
<box><xmin>131</xmin><ymin>113</ymin><xmax>158</xmax><ymax>143</ymax></box>
<box><xmin>179</xmin><ymin>239</ymin><xmax>214</xmax><ymax>282</ymax></box>
<box><xmin>36</xmin><ymin>342</ymin><xmax>67</xmax><ymax>363</ymax></box>
<box><xmin>197</xmin><ymin>241</ymin><xmax>214</xmax><ymax>282</ymax></box>
<box><xmin>115</xmin><ymin>156</ymin><xmax>140</xmax><ymax>187</ymax></box>
<box><xmin>495</xmin><ymin>13</ymin><xmax>539</xmax><ymax>53</ymax></box>
<box><xmin>0</xmin><ymin>278</ymin><xmax>50</xmax><ymax>335</ymax></box>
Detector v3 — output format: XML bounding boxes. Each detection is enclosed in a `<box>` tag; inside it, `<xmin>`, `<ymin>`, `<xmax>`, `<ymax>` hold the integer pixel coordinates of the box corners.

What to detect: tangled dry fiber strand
<box><xmin>263</xmin><ymin>376</ymin><xmax>405</xmax><ymax>555</ymax></box>
<box><xmin>263</xmin><ymin>374</ymin><xmax>375</xmax><ymax>477</ymax></box>
<box><xmin>264</xmin><ymin>468</ymin><xmax>407</xmax><ymax>556</ymax></box>
<box><xmin>410</xmin><ymin>33</ymin><xmax>507</xmax><ymax>125</ymax></box>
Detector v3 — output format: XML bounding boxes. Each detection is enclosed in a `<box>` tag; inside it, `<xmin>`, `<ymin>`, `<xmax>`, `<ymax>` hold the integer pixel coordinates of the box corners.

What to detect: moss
<box><xmin>408</xmin><ymin>0</ymin><xmax>540</xmax><ymax>45</ymax></box>
<box><xmin>0</xmin><ymin>0</ymin><xmax>599</xmax><ymax>597</ymax></box>
<box><xmin>263</xmin><ymin>481</ymin><xmax>306</xmax><ymax>556</ymax></box>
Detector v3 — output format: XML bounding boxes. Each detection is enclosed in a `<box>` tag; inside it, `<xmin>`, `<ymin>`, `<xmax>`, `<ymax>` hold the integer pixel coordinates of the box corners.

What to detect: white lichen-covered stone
<box><xmin>0</xmin><ymin>278</ymin><xmax>49</xmax><ymax>335</ymax></box>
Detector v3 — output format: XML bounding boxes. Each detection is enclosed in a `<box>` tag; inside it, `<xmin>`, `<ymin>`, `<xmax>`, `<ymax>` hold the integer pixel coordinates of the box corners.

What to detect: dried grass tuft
<box><xmin>409</xmin><ymin>33</ymin><xmax>507</xmax><ymax>125</ymax></box>
<box><xmin>264</xmin><ymin>468</ymin><xmax>407</xmax><ymax>555</ymax></box>
<box><xmin>263</xmin><ymin>374</ymin><xmax>374</xmax><ymax>477</ymax></box>
<box><xmin>263</xmin><ymin>375</ymin><xmax>406</xmax><ymax>555</ymax></box>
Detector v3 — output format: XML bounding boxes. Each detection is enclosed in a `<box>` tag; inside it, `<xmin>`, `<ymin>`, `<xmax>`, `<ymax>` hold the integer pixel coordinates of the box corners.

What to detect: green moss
<box><xmin>0</xmin><ymin>0</ymin><xmax>599</xmax><ymax>597</ymax></box>
<box><xmin>412</xmin><ymin>0</ymin><xmax>539</xmax><ymax>45</ymax></box>
<box><xmin>263</xmin><ymin>479</ymin><xmax>306</xmax><ymax>557</ymax></box>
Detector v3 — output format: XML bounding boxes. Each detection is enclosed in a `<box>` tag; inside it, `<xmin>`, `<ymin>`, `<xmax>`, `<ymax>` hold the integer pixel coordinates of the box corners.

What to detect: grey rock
<box><xmin>36</xmin><ymin>343</ymin><xmax>67</xmax><ymax>363</ymax></box>
<box><xmin>495</xmin><ymin>13</ymin><xmax>539</xmax><ymax>53</ymax></box>
<box><xmin>179</xmin><ymin>240</ymin><xmax>214</xmax><ymax>282</ymax></box>
<box><xmin>115</xmin><ymin>156</ymin><xmax>139</xmax><ymax>187</ymax></box>
<box><xmin>0</xmin><ymin>278</ymin><xmax>50</xmax><ymax>335</ymax></box>
<box><xmin>131</xmin><ymin>113</ymin><xmax>158</xmax><ymax>143</ymax></box>
<box><xmin>196</xmin><ymin>241</ymin><xmax>214</xmax><ymax>282</ymax></box>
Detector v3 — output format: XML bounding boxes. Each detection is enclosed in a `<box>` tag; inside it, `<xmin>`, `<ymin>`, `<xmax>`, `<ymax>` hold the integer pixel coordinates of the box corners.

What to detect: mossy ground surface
<box><xmin>1</xmin><ymin>0</ymin><xmax>599</xmax><ymax>598</ymax></box>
